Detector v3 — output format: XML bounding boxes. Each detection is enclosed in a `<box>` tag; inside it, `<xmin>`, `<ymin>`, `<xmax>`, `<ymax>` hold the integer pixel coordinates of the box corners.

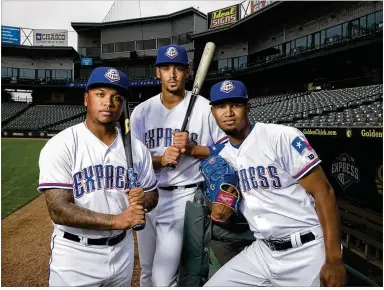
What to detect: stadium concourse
<box><xmin>1</xmin><ymin>0</ymin><xmax>383</xmax><ymax>287</ymax></box>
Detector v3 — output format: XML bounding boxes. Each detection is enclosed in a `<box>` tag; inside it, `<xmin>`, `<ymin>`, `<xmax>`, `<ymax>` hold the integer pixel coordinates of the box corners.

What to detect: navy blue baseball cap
<box><xmin>86</xmin><ymin>67</ymin><xmax>129</xmax><ymax>92</ymax></box>
<box><xmin>210</xmin><ymin>80</ymin><xmax>249</xmax><ymax>105</ymax></box>
<box><xmin>155</xmin><ymin>45</ymin><xmax>189</xmax><ymax>66</ymax></box>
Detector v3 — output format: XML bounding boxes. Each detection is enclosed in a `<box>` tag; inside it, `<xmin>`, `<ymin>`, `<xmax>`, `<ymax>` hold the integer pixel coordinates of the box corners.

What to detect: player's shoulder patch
<box><xmin>291</xmin><ymin>136</ymin><xmax>313</xmax><ymax>154</ymax></box>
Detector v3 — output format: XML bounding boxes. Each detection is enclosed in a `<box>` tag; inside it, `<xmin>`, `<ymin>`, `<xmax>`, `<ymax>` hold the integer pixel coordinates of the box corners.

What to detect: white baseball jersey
<box><xmin>130</xmin><ymin>91</ymin><xmax>228</xmax><ymax>187</ymax></box>
<box><xmin>210</xmin><ymin>123</ymin><xmax>321</xmax><ymax>240</ymax></box>
<box><xmin>38</xmin><ymin>122</ymin><xmax>158</xmax><ymax>239</ymax></box>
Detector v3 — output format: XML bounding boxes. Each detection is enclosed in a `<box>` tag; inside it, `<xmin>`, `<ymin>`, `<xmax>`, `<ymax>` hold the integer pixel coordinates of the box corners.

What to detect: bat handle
<box><xmin>165</xmin><ymin>125</ymin><xmax>189</xmax><ymax>171</ymax></box>
<box><xmin>165</xmin><ymin>164</ymin><xmax>176</xmax><ymax>170</ymax></box>
<box><xmin>127</xmin><ymin>168</ymin><xmax>146</xmax><ymax>231</ymax></box>
<box><xmin>133</xmin><ymin>224</ymin><xmax>145</xmax><ymax>231</ymax></box>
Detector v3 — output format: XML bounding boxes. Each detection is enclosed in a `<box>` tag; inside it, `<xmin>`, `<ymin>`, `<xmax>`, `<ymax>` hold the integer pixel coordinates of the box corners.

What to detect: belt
<box><xmin>158</xmin><ymin>183</ymin><xmax>200</xmax><ymax>191</ymax></box>
<box><xmin>63</xmin><ymin>231</ymin><xmax>126</xmax><ymax>246</ymax></box>
<box><xmin>264</xmin><ymin>232</ymin><xmax>315</xmax><ymax>251</ymax></box>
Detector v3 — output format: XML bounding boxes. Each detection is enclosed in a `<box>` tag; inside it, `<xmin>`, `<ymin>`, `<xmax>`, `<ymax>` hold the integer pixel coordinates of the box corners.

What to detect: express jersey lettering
<box><xmin>209</xmin><ymin>123</ymin><xmax>321</xmax><ymax>240</ymax></box>
<box><xmin>130</xmin><ymin>91</ymin><xmax>228</xmax><ymax>187</ymax></box>
<box><xmin>37</xmin><ymin>123</ymin><xmax>158</xmax><ymax>239</ymax></box>
<box><xmin>144</xmin><ymin>128</ymin><xmax>199</xmax><ymax>149</ymax></box>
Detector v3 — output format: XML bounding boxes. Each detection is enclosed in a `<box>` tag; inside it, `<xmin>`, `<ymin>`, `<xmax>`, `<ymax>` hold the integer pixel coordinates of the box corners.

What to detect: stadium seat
<box><xmin>248</xmin><ymin>84</ymin><xmax>383</xmax><ymax>128</ymax></box>
<box><xmin>46</xmin><ymin>115</ymin><xmax>86</xmax><ymax>131</ymax></box>
<box><xmin>3</xmin><ymin>105</ymin><xmax>86</xmax><ymax>130</ymax></box>
<box><xmin>1</xmin><ymin>102</ymin><xmax>30</xmax><ymax>123</ymax></box>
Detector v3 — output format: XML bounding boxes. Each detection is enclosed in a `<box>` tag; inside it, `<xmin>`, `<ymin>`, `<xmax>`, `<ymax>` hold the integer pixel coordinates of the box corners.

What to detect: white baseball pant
<box><xmin>48</xmin><ymin>228</ymin><xmax>134</xmax><ymax>287</ymax></box>
<box><xmin>137</xmin><ymin>185</ymin><xmax>201</xmax><ymax>286</ymax></box>
<box><xmin>204</xmin><ymin>225</ymin><xmax>325</xmax><ymax>287</ymax></box>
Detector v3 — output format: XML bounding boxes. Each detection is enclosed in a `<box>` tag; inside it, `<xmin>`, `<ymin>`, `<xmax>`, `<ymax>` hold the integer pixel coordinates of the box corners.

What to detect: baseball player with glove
<box><xmin>199</xmin><ymin>80</ymin><xmax>347</xmax><ymax>287</ymax></box>
<box><xmin>38</xmin><ymin>67</ymin><xmax>158</xmax><ymax>287</ymax></box>
<box><xmin>200</xmin><ymin>154</ymin><xmax>241</xmax><ymax>224</ymax></box>
<box><xmin>130</xmin><ymin>45</ymin><xmax>228</xmax><ymax>287</ymax></box>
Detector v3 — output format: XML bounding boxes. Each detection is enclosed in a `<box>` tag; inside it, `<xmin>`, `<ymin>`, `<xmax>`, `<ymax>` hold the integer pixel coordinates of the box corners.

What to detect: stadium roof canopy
<box><xmin>1</xmin><ymin>44</ymin><xmax>79</xmax><ymax>58</ymax></box>
<box><xmin>71</xmin><ymin>7</ymin><xmax>206</xmax><ymax>32</ymax></box>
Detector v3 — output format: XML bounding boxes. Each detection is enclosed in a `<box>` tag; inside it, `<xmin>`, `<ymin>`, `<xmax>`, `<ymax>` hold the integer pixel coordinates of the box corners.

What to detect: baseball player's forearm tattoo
<box><xmin>44</xmin><ymin>188</ymin><xmax>115</xmax><ymax>230</ymax></box>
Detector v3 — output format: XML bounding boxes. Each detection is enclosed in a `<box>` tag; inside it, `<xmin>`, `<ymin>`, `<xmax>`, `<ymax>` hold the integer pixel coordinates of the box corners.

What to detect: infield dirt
<box><xmin>1</xmin><ymin>195</ymin><xmax>141</xmax><ymax>287</ymax></box>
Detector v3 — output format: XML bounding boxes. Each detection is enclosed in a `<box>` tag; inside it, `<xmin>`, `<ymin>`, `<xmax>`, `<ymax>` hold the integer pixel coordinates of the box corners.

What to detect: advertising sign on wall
<box><xmin>302</xmin><ymin>127</ymin><xmax>383</xmax><ymax>214</ymax></box>
<box><xmin>1</xmin><ymin>26</ymin><xmax>20</xmax><ymax>45</ymax></box>
<box><xmin>33</xmin><ymin>29</ymin><xmax>68</xmax><ymax>46</ymax></box>
<box><xmin>81</xmin><ymin>58</ymin><xmax>93</xmax><ymax>66</ymax></box>
<box><xmin>207</xmin><ymin>4</ymin><xmax>240</xmax><ymax>30</ymax></box>
<box><xmin>249</xmin><ymin>0</ymin><xmax>275</xmax><ymax>14</ymax></box>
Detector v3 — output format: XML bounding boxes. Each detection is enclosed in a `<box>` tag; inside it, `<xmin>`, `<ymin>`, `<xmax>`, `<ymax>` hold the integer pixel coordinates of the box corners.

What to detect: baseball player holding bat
<box><xmin>38</xmin><ymin>67</ymin><xmax>158</xmax><ymax>287</ymax></box>
<box><xmin>130</xmin><ymin>44</ymin><xmax>228</xmax><ymax>286</ymax></box>
<box><xmin>198</xmin><ymin>80</ymin><xmax>346</xmax><ymax>287</ymax></box>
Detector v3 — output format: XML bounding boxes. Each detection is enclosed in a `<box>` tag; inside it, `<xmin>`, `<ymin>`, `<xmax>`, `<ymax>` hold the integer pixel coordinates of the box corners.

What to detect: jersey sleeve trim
<box><xmin>215</xmin><ymin>136</ymin><xmax>229</xmax><ymax>144</ymax></box>
<box><xmin>208</xmin><ymin>143</ymin><xmax>225</xmax><ymax>156</ymax></box>
<box><xmin>37</xmin><ymin>183</ymin><xmax>73</xmax><ymax>193</ymax></box>
<box><xmin>143</xmin><ymin>181</ymin><xmax>158</xmax><ymax>192</ymax></box>
<box><xmin>293</xmin><ymin>158</ymin><xmax>321</xmax><ymax>180</ymax></box>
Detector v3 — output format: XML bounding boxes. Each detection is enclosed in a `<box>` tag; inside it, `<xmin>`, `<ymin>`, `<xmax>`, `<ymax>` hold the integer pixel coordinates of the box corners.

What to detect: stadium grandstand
<box><xmin>1</xmin><ymin>0</ymin><xmax>382</xmax><ymax>286</ymax></box>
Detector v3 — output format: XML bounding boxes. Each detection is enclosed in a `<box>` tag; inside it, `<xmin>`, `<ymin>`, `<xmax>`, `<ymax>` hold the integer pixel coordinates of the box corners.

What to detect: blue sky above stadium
<box><xmin>1</xmin><ymin>0</ymin><xmax>240</xmax><ymax>49</ymax></box>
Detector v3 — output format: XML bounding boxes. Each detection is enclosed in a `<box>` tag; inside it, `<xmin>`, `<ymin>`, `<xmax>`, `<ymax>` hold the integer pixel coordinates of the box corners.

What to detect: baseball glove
<box><xmin>200</xmin><ymin>155</ymin><xmax>241</xmax><ymax>223</ymax></box>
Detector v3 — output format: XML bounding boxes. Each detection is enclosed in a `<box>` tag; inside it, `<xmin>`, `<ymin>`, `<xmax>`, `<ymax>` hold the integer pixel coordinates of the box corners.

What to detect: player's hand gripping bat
<box><xmin>119</xmin><ymin>97</ymin><xmax>145</xmax><ymax>231</ymax></box>
<box><xmin>166</xmin><ymin>42</ymin><xmax>216</xmax><ymax>170</ymax></box>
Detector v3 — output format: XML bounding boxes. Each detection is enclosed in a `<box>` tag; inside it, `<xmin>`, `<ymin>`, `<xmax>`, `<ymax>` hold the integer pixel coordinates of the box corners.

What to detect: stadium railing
<box><xmin>207</xmin><ymin>25</ymin><xmax>382</xmax><ymax>77</ymax></box>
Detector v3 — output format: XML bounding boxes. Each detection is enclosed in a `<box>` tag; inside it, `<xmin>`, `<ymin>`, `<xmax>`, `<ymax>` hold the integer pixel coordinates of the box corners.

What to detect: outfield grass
<box><xmin>1</xmin><ymin>139</ymin><xmax>48</xmax><ymax>218</ymax></box>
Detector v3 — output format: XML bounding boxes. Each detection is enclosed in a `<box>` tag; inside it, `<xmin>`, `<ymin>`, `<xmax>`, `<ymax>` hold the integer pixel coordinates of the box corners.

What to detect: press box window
<box><xmin>19</xmin><ymin>68</ymin><xmax>35</xmax><ymax>79</ymax></box>
<box><xmin>102</xmin><ymin>43</ymin><xmax>115</xmax><ymax>53</ymax></box>
<box><xmin>137</xmin><ymin>39</ymin><xmax>156</xmax><ymax>50</ymax></box>
<box><xmin>115</xmin><ymin>41</ymin><xmax>135</xmax><ymax>52</ymax></box>
<box><xmin>179</xmin><ymin>34</ymin><xmax>187</xmax><ymax>45</ymax></box>
<box><xmin>158</xmin><ymin>38</ymin><xmax>171</xmax><ymax>47</ymax></box>
<box><xmin>218</xmin><ymin>59</ymin><xmax>228</xmax><ymax>70</ymax></box>
<box><xmin>38</xmin><ymin>69</ymin><xmax>46</xmax><ymax>79</ymax></box>
<box><xmin>1</xmin><ymin>67</ymin><xmax>13</xmax><ymax>77</ymax></box>
<box><xmin>239</xmin><ymin>56</ymin><xmax>247</xmax><ymax>67</ymax></box>
<box><xmin>51</xmin><ymin>69</ymin><xmax>72</xmax><ymax>80</ymax></box>
<box><xmin>376</xmin><ymin>10</ymin><xmax>383</xmax><ymax>28</ymax></box>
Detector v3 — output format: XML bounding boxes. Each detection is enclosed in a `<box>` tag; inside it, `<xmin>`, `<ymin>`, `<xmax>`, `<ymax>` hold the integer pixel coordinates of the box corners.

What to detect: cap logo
<box><xmin>165</xmin><ymin>47</ymin><xmax>178</xmax><ymax>59</ymax></box>
<box><xmin>220</xmin><ymin>80</ymin><xmax>235</xmax><ymax>93</ymax></box>
<box><xmin>104</xmin><ymin>68</ymin><xmax>120</xmax><ymax>83</ymax></box>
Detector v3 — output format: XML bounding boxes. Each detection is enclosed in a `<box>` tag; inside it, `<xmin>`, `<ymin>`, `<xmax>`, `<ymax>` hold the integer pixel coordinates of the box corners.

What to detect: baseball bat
<box><xmin>119</xmin><ymin>97</ymin><xmax>145</xmax><ymax>231</ymax></box>
<box><xmin>166</xmin><ymin>42</ymin><xmax>216</xmax><ymax>170</ymax></box>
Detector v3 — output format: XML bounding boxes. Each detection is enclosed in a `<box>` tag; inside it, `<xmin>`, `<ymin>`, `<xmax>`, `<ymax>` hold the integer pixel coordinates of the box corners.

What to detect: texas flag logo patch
<box><xmin>292</xmin><ymin>136</ymin><xmax>312</xmax><ymax>154</ymax></box>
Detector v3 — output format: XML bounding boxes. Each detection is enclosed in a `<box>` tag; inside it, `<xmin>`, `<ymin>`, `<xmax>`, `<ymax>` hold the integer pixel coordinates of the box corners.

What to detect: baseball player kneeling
<box><xmin>199</xmin><ymin>80</ymin><xmax>346</xmax><ymax>287</ymax></box>
<box><xmin>38</xmin><ymin>67</ymin><xmax>158</xmax><ymax>287</ymax></box>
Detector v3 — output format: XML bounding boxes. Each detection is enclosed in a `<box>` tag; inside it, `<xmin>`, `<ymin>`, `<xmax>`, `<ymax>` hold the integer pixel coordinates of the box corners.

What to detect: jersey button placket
<box><xmin>104</xmin><ymin>148</ymin><xmax>112</xmax><ymax>199</ymax></box>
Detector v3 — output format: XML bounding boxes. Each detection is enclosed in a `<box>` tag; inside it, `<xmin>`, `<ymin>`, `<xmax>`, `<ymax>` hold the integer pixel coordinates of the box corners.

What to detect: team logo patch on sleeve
<box><xmin>291</xmin><ymin>136</ymin><xmax>312</xmax><ymax>154</ymax></box>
